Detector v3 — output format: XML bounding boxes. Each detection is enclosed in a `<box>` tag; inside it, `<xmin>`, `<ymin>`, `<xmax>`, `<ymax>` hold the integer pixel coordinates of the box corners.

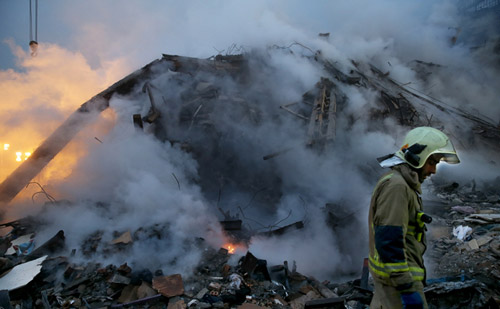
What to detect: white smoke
<box><xmin>0</xmin><ymin>0</ymin><xmax>499</xmax><ymax>281</ymax></box>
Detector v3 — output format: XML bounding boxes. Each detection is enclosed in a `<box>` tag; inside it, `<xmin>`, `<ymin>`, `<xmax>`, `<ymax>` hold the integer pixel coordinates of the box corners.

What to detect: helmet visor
<box><xmin>431</xmin><ymin>139</ymin><xmax>460</xmax><ymax>164</ymax></box>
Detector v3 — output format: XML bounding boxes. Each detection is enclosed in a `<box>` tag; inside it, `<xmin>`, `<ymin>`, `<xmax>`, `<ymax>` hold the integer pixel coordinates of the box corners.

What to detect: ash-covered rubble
<box><xmin>422</xmin><ymin>177</ymin><xmax>500</xmax><ymax>308</ymax></box>
<box><xmin>0</xmin><ymin>215</ymin><xmax>371</xmax><ymax>309</ymax></box>
<box><xmin>1</xmin><ymin>188</ymin><xmax>499</xmax><ymax>309</ymax></box>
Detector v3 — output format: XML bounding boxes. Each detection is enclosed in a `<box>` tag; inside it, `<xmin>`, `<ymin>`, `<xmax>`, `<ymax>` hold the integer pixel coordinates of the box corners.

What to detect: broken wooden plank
<box><xmin>259</xmin><ymin>221</ymin><xmax>304</xmax><ymax>237</ymax></box>
<box><xmin>325</xmin><ymin>90</ymin><xmax>337</xmax><ymax>141</ymax></box>
<box><xmin>110</xmin><ymin>294</ymin><xmax>162</xmax><ymax>308</ymax></box>
<box><xmin>307</xmin><ymin>85</ymin><xmax>327</xmax><ymax>140</ymax></box>
<box><xmin>279</xmin><ymin>105</ymin><xmax>309</xmax><ymax>120</ymax></box>
<box><xmin>262</xmin><ymin>147</ymin><xmax>293</xmax><ymax>160</ymax></box>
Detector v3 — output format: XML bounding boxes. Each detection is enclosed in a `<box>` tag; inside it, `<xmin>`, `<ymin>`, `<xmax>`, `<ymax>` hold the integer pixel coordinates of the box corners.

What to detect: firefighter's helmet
<box><xmin>395</xmin><ymin>127</ymin><xmax>459</xmax><ymax>169</ymax></box>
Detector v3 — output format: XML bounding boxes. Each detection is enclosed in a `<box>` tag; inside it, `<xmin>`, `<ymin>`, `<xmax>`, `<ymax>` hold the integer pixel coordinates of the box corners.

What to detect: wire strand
<box><xmin>29</xmin><ymin>0</ymin><xmax>32</xmax><ymax>41</ymax></box>
<box><xmin>35</xmin><ymin>0</ymin><xmax>38</xmax><ymax>41</ymax></box>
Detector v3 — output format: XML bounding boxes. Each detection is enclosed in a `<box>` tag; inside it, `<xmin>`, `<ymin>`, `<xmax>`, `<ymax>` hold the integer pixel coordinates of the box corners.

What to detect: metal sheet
<box><xmin>0</xmin><ymin>255</ymin><xmax>47</xmax><ymax>291</ymax></box>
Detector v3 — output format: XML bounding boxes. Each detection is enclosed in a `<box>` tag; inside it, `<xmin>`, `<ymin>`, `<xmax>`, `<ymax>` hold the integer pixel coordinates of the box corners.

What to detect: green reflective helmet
<box><xmin>395</xmin><ymin>127</ymin><xmax>460</xmax><ymax>169</ymax></box>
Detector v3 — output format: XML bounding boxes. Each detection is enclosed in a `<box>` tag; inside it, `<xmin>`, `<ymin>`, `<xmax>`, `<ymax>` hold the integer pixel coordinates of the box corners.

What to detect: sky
<box><xmin>0</xmin><ymin>0</ymin><xmax>499</xmax><ymax>281</ymax></box>
<box><xmin>0</xmin><ymin>0</ymin><xmax>455</xmax><ymax>71</ymax></box>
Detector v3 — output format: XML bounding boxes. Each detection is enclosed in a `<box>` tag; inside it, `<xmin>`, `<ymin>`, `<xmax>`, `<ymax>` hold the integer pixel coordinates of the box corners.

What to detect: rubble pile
<box><xmin>0</xmin><ymin>216</ymin><xmax>373</xmax><ymax>309</ymax></box>
<box><xmin>423</xmin><ymin>178</ymin><xmax>500</xmax><ymax>308</ymax></box>
<box><xmin>1</xmin><ymin>185</ymin><xmax>499</xmax><ymax>309</ymax></box>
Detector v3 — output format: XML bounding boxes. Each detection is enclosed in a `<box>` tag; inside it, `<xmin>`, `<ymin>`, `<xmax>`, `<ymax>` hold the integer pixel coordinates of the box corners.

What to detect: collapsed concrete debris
<box><xmin>414</xmin><ymin>182</ymin><xmax>500</xmax><ymax>309</ymax></box>
<box><xmin>0</xmin><ymin>180</ymin><xmax>498</xmax><ymax>308</ymax></box>
<box><xmin>0</xmin><ymin>214</ymin><xmax>373</xmax><ymax>308</ymax></box>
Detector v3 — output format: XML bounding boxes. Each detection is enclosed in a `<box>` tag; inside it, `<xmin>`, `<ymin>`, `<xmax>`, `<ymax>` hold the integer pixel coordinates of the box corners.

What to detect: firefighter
<box><xmin>368</xmin><ymin>127</ymin><xmax>460</xmax><ymax>308</ymax></box>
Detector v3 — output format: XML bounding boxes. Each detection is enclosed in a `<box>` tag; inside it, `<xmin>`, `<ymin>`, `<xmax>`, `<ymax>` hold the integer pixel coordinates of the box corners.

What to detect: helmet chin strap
<box><xmin>416</xmin><ymin>168</ymin><xmax>425</xmax><ymax>183</ymax></box>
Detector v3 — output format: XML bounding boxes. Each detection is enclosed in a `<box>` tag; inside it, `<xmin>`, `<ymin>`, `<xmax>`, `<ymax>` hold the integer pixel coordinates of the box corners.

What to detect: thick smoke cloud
<box><xmin>0</xmin><ymin>0</ymin><xmax>499</xmax><ymax>280</ymax></box>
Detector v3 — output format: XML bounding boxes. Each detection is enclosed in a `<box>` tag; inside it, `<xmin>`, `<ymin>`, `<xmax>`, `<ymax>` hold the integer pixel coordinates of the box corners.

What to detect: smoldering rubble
<box><xmin>0</xmin><ymin>45</ymin><xmax>499</xmax><ymax>308</ymax></box>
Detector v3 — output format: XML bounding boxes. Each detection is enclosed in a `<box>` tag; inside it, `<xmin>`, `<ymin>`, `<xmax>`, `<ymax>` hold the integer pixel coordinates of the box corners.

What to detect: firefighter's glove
<box><xmin>400</xmin><ymin>291</ymin><xmax>424</xmax><ymax>309</ymax></box>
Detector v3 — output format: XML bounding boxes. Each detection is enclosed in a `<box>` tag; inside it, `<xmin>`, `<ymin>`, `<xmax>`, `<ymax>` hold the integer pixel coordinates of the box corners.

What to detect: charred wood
<box><xmin>304</xmin><ymin>297</ymin><xmax>345</xmax><ymax>308</ymax></box>
<box><xmin>142</xmin><ymin>82</ymin><xmax>161</xmax><ymax>124</ymax></box>
<box><xmin>132</xmin><ymin>114</ymin><xmax>143</xmax><ymax>129</ymax></box>
<box><xmin>262</xmin><ymin>147</ymin><xmax>293</xmax><ymax>160</ymax></box>
<box><xmin>279</xmin><ymin>104</ymin><xmax>309</xmax><ymax>121</ymax></box>
<box><xmin>307</xmin><ymin>78</ymin><xmax>338</xmax><ymax>147</ymax></box>
<box><xmin>258</xmin><ymin>221</ymin><xmax>304</xmax><ymax>237</ymax></box>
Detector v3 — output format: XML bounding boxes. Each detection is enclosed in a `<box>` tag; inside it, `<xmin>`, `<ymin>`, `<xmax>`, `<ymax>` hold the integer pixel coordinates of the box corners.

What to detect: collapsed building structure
<box><xmin>0</xmin><ymin>45</ymin><xmax>499</xmax><ymax>308</ymax></box>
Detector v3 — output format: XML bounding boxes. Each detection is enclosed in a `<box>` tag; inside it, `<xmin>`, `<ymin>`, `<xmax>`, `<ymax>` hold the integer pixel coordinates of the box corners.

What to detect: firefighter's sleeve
<box><xmin>373</xmin><ymin>182</ymin><xmax>414</xmax><ymax>289</ymax></box>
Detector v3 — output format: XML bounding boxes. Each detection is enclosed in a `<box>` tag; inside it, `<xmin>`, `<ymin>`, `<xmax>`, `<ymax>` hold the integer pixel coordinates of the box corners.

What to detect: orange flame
<box><xmin>226</xmin><ymin>244</ymin><xmax>236</xmax><ymax>254</ymax></box>
<box><xmin>222</xmin><ymin>242</ymin><xmax>247</xmax><ymax>254</ymax></box>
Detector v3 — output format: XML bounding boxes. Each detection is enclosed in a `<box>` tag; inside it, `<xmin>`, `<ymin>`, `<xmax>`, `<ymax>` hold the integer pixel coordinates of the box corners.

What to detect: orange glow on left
<box><xmin>0</xmin><ymin>41</ymin><xmax>129</xmax><ymax>202</ymax></box>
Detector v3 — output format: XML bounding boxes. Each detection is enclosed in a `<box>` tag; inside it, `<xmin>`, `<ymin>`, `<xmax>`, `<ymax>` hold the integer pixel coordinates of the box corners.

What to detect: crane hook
<box><xmin>29</xmin><ymin>0</ymin><xmax>38</xmax><ymax>56</ymax></box>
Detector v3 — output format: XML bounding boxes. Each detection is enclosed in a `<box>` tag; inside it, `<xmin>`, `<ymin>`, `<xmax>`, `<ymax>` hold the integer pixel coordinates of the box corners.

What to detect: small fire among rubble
<box><xmin>222</xmin><ymin>242</ymin><xmax>247</xmax><ymax>255</ymax></box>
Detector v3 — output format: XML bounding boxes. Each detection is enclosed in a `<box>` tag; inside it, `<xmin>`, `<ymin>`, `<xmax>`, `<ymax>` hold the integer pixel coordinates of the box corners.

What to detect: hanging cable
<box><xmin>35</xmin><ymin>0</ymin><xmax>38</xmax><ymax>42</ymax></box>
<box><xmin>29</xmin><ymin>0</ymin><xmax>38</xmax><ymax>56</ymax></box>
<box><xmin>29</xmin><ymin>0</ymin><xmax>32</xmax><ymax>41</ymax></box>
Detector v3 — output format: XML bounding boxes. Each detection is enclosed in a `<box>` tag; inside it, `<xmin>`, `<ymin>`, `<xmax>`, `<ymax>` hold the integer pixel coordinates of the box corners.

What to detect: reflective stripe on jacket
<box><xmin>368</xmin><ymin>164</ymin><xmax>427</xmax><ymax>289</ymax></box>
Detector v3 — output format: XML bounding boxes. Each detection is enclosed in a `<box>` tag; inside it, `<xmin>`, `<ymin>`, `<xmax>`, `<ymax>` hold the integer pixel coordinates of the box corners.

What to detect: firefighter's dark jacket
<box><xmin>368</xmin><ymin>163</ymin><xmax>426</xmax><ymax>290</ymax></box>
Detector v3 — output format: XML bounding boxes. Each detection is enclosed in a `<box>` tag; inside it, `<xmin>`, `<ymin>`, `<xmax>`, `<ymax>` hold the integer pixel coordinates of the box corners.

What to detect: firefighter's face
<box><xmin>419</xmin><ymin>154</ymin><xmax>442</xmax><ymax>182</ymax></box>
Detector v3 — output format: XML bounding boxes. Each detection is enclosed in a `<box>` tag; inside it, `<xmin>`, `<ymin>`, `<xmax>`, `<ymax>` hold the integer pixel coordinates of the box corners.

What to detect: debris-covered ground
<box><xmin>423</xmin><ymin>178</ymin><xmax>500</xmax><ymax>308</ymax></box>
<box><xmin>0</xmin><ymin>180</ymin><xmax>499</xmax><ymax>309</ymax></box>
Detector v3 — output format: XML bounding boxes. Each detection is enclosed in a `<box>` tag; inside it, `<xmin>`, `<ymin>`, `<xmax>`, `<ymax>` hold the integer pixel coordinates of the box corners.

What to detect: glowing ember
<box><xmin>222</xmin><ymin>242</ymin><xmax>246</xmax><ymax>254</ymax></box>
<box><xmin>226</xmin><ymin>244</ymin><xmax>236</xmax><ymax>254</ymax></box>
